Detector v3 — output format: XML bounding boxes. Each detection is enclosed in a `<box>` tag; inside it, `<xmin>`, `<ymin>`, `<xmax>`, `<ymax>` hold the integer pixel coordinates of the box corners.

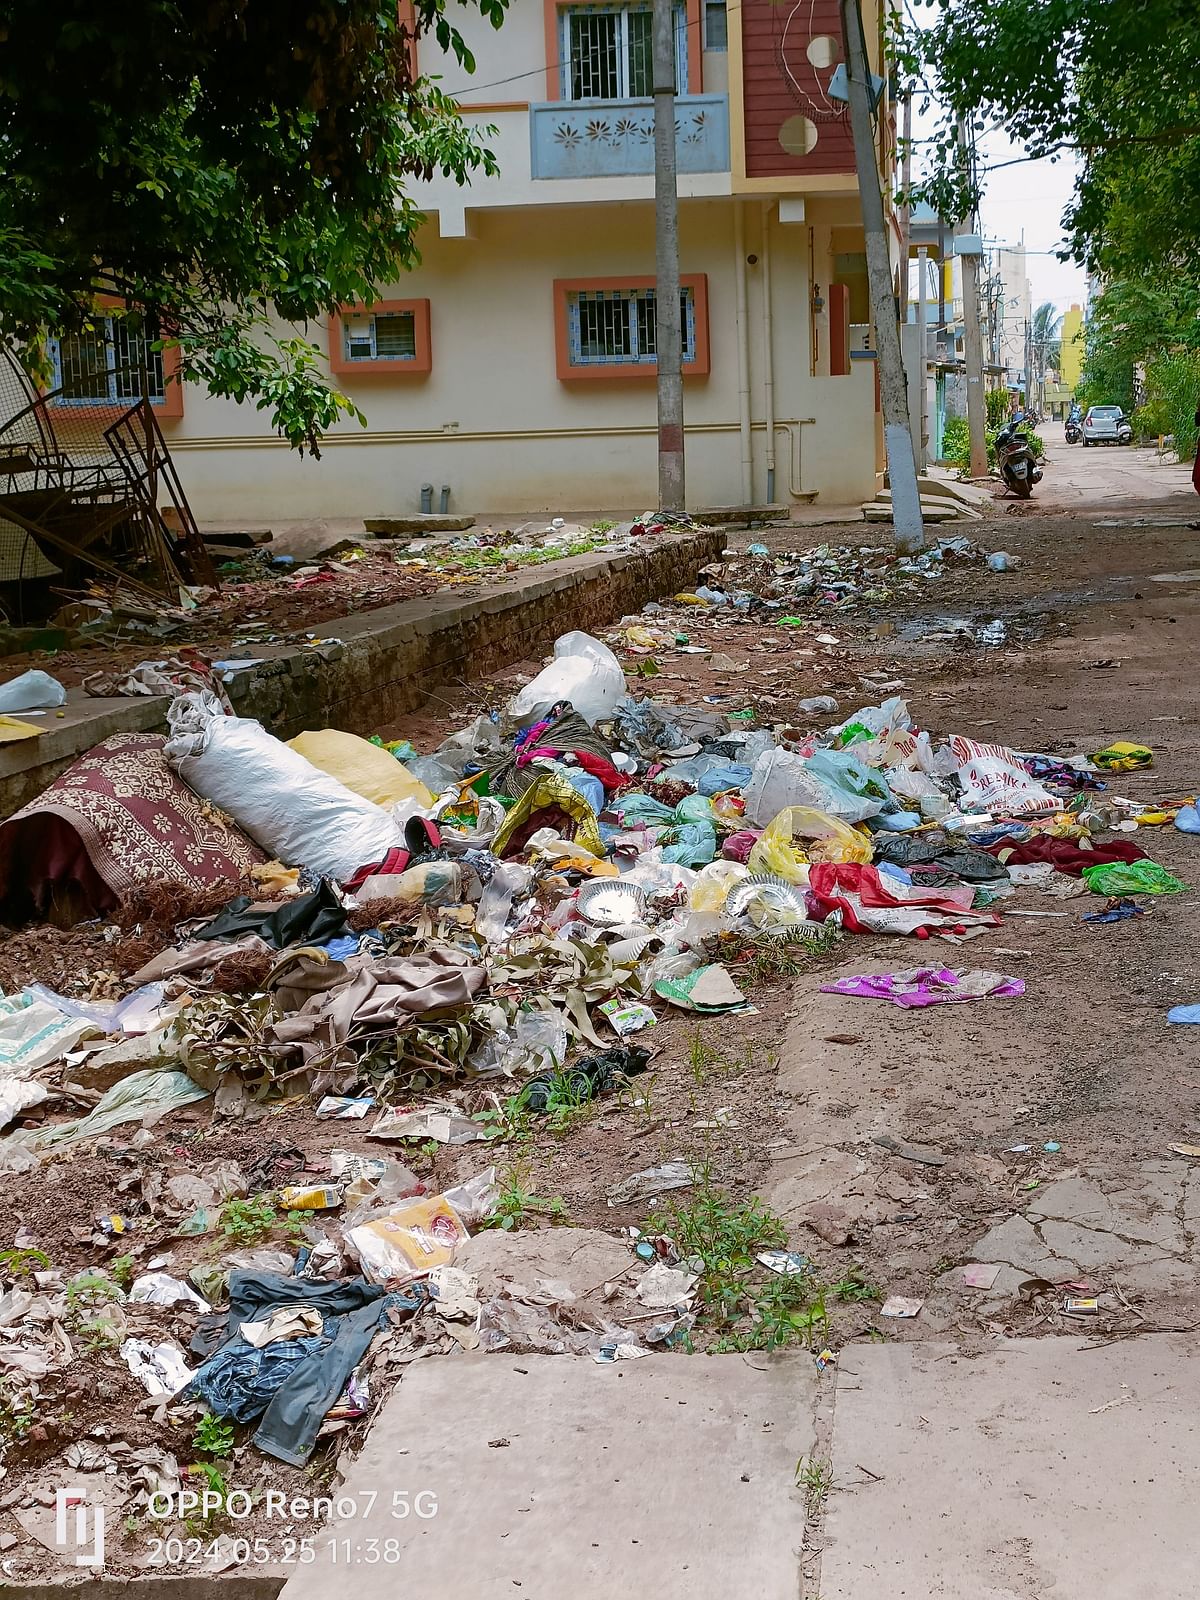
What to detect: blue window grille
<box><xmin>48</xmin><ymin>317</ymin><xmax>165</xmax><ymax>405</ymax></box>
<box><xmin>342</xmin><ymin>311</ymin><xmax>418</xmax><ymax>362</ymax></box>
<box><xmin>567</xmin><ymin>286</ymin><xmax>697</xmax><ymax>367</ymax></box>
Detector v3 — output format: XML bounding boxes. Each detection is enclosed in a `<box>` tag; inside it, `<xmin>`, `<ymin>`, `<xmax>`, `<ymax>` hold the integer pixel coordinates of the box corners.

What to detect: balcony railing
<box><xmin>530</xmin><ymin>94</ymin><xmax>729</xmax><ymax>180</ymax></box>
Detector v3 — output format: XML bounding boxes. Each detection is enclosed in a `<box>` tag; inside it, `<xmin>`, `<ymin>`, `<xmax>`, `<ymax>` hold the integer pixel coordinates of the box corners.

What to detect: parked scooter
<box><xmin>1065</xmin><ymin>417</ymin><xmax>1082</xmax><ymax>444</ymax></box>
<box><xmin>1117</xmin><ymin>415</ymin><xmax>1134</xmax><ymax>445</ymax></box>
<box><xmin>995</xmin><ymin>413</ymin><xmax>1043</xmax><ymax>498</ymax></box>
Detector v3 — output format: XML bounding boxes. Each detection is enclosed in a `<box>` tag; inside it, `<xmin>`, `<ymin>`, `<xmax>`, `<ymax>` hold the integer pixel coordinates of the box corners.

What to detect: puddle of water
<box><xmin>1149</xmin><ymin>571</ymin><xmax>1200</xmax><ymax>583</ymax></box>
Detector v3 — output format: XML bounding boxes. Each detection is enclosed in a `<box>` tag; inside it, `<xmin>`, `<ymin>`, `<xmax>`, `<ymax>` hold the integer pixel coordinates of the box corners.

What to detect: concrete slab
<box><xmin>281</xmin><ymin>1353</ymin><xmax>814</xmax><ymax>1600</ymax></box>
<box><xmin>821</xmin><ymin>1335</ymin><xmax>1200</xmax><ymax>1599</ymax></box>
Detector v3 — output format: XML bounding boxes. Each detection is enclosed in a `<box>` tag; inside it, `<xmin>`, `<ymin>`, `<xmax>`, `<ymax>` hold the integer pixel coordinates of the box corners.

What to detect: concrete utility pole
<box><xmin>898</xmin><ymin>89</ymin><xmax>912</xmax><ymax>315</ymax></box>
<box><xmin>957</xmin><ymin>119</ymin><xmax>988</xmax><ymax>478</ymax></box>
<box><xmin>838</xmin><ymin>0</ymin><xmax>924</xmax><ymax>551</ymax></box>
<box><xmin>915</xmin><ymin>246</ymin><xmax>928</xmax><ymax>470</ymax></box>
<box><xmin>1024</xmin><ymin>317</ymin><xmax>1034</xmax><ymax>413</ymax></box>
<box><xmin>652</xmin><ymin>0</ymin><xmax>684</xmax><ymax>511</ymax></box>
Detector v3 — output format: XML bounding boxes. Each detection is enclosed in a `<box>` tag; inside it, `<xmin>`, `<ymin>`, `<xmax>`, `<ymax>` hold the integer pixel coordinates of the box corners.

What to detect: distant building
<box><xmin>1059</xmin><ymin>304</ymin><xmax>1084</xmax><ymax>393</ymax></box>
<box><xmin>44</xmin><ymin>0</ymin><xmax>900</xmax><ymax>520</ymax></box>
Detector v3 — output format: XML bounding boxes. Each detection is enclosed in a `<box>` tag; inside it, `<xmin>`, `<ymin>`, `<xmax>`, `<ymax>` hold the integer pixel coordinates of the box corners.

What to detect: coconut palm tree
<box><xmin>1031</xmin><ymin>301</ymin><xmax>1063</xmax><ymax>413</ymax></box>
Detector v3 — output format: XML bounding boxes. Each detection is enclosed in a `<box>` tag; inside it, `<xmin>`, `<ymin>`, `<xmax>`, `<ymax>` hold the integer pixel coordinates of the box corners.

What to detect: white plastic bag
<box><xmin>164</xmin><ymin>692</ymin><xmax>405</xmax><ymax>881</ymax></box>
<box><xmin>0</xmin><ymin>670</ymin><xmax>66</xmax><ymax>712</ymax></box>
<box><xmin>950</xmin><ymin>735</ymin><xmax>1056</xmax><ymax>815</ymax></box>
<box><xmin>744</xmin><ymin>748</ymin><xmax>850</xmax><ymax>827</ymax></box>
<box><xmin>509</xmin><ymin>631</ymin><xmax>626</xmax><ymax>728</ymax></box>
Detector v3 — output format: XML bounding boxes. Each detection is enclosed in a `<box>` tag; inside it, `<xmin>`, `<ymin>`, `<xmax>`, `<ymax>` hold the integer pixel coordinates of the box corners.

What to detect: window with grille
<box><xmin>567</xmin><ymin>286</ymin><xmax>697</xmax><ymax>367</ymax></box>
<box><xmin>342</xmin><ymin>310</ymin><xmax>418</xmax><ymax>363</ymax></box>
<box><xmin>49</xmin><ymin>317</ymin><xmax>166</xmax><ymax>405</ymax></box>
<box><xmin>561</xmin><ymin>5</ymin><xmax>686</xmax><ymax>99</ymax></box>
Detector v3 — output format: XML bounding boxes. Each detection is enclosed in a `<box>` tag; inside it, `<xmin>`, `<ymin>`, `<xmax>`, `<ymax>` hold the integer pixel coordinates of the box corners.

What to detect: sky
<box><xmin>972</xmin><ymin>128</ymin><xmax>1090</xmax><ymax>315</ymax></box>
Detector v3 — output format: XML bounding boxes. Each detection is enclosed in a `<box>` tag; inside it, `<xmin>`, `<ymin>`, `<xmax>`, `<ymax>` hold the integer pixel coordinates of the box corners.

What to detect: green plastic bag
<box><xmin>1081</xmin><ymin>859</ymin><xmax>1186</xmax><ymax>897</ymax></box>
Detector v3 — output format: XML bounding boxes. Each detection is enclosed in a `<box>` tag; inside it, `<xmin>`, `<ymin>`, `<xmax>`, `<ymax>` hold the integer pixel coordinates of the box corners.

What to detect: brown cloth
<box><xmin>264</xmin><ymin>951</ymin><xmax>487</xmax><ymax>1068</ymax></box>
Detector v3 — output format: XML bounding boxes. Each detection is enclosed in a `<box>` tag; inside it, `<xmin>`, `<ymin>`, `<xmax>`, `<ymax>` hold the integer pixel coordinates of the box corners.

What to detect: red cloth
<box><xmin>343</xmin><ymin>847</ymin><xmax>410</xmax><ymax>890</ymax></box>
<box><xmin>1193</xmin><ymin>449</ymin><xmax>1200</xmax><ymax>497</ymax></box>
<box><xmin>982</xmin><ymin>835</ymin><xmax>1145</xmax><ymax>877</ymax></box>
<box><xmin>806</xmin><ymin>862</ymin><xmax>994</xmax><ymax>935</ymax></box>
<box><xmin>564</xmin><ymin>750</ymin><xmax>628</xmax><ymax>791</ymax></box>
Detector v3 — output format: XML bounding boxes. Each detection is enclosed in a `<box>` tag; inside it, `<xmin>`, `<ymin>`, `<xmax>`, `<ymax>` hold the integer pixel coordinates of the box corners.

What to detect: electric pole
<box><xmin>1024</xmin><ymin>317</ymin><xmax>1034</xmax><ymax>415</ymax></box>
<box><xmin>957</xmin><ymin>118</ymin><xmax>988</xmax><ymax>478</ymax></box>
<box><xmin>898</xmin><ymin>89</ymin><xmax>912</xmax><ymax>315</ymax></box>
<box><xmin>838</xmin><ymin>0</ymin><xmax>924</xmax><ymax>551</ymax></box>
<box><xmin>915</xmin><ymin>245</ymin><xmax>928</xmax><ymax>470</ymax></box>
<box><xmin>653</xmin><ymin>0</ymin><xmax>684</xmax><ymax>511</ymax></box>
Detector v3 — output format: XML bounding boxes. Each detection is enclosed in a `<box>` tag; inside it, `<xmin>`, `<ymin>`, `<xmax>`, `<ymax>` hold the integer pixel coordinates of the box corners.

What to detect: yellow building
<box><xmin>48</xmin><ymin>1</ymin><xmax>894</xmax><ymax>518</ymax></box>
<box><xmin>1059</xmin><ymin>303</ymin><xmax>1084</xmax><ymax>393</ymax></box>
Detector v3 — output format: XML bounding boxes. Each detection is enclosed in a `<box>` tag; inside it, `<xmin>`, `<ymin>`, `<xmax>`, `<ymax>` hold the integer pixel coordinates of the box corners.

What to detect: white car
<box><xmin>1083</xmin><ymin>405</ymin><xmax>1133</xmax><ymax>446</ymax></box>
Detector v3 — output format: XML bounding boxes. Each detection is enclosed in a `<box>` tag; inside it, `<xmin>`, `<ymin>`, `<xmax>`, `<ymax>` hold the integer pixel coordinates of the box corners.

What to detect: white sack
<box><xmin>164</xmin><ymin>692</ymin><xmax>404</xmax><ymax>881</ymax></box>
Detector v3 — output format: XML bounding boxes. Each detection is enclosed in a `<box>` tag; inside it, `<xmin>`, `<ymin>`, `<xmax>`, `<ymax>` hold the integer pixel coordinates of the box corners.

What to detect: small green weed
<box><xmin>75</xmin><ymin>1314</ymin><xmax>124</xmax><ymax>1353</ymax></box>
<box><xmin>831</xmin><ymin>1272</ymin><xmax>881</xmax><ymax>1304</ymax></box>
<box><xmin>481</xmin><ymin>1160</ymin><xmax>570</xmax><ymax>1231</ymax></box>
<box><xmin>796</xmin><ymin>1455</ymin><xmax>835</xmax><ymax>1511</ymax></box>
<box><xmin>522</xmin><ymin>1072</ymin><xmax>596</xmax><ymax>1136</ymax></box>
<box><xmin>473</xmin><ymin>1096</ymin><xmax>533</xmax><ymax>1145</ymax></box>
<box><xmin>109</xmin><ymin>1254</ymin><xmax>136</xmax><ymax>1288</ymax></box>
<box><xmin>0</xmin><ymin>1381</ymin><xmax>34</xmax><ymax>1447</ymax></box>
<box><xmin>220</xmin><ymin>1195</ymin><xmax>285</xmax><ymax>1246</ymax></box>
<box><xmin>183</xmin><ymin>1462</ymin><xmax>232</xmax><ymax>1532</ymax></box>
<box><xmin>193</xmin><ymin>1414</ymin><xmax>235</xmax><ymax>1459</ymax></box>
<box><xmin>648</xmin><ymin>1165</ymin><xmax>830</xmax><ymax>1350</ymax></box>
<box><xmin>0</xmin><ymin>1248</ymin><xmax>51</xmax><ymax>1281</ymax></box>
<box><xmin>688</xmin><ymin>1030</ymin><xmax>721</xmax><ymax>1086</ymax></box>
<box><xmin>65</xmin><ymin>1271</ymin><xmax>124</xmax><ymax>1311</ymax></box>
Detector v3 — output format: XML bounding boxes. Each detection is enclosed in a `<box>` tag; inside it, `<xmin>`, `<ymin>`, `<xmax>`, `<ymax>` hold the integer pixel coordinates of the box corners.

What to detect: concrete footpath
<box><xmin>279</xmin><ymin>1334</ymin><xmax>1200</xmax><ymax>1598</ymax></box>
<box><xmin>282</xmin><ymin>1352</ymin><xmax>815</xmax><ymax>1600</ymax></box>
<box><xmin>822</xmin><ymin>1334</ymin><xmax>1200</xmax><ymax>1599</ymax></box>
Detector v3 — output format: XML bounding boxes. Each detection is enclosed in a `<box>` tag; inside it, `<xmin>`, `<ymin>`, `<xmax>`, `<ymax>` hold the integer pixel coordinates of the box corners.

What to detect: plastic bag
<box><xmin>689</xmin><ymin>861</ymin><xmax>749</xmax><ymax>912</ymax></box>
<box><xmin>509</xmin><ymin>631</ymin><xmax>626</xmax><ymax>728</ymax></box>
<box><xmin>165</xmin><ymin>692</ymin><xmax>405</xmax><ymax>881</ymax></box>
<box><xmin>660</xmin><ymin>820</ymin><xmax>717</xmax><ymax>867</ymax></box>
<box><xmin>474</xmin><ymin>862</ymin><xmax>533</xmax><ymax>943</ymax></box>
<box><xmin>950</xmin><ymin>735</ymin><xmax>1057</xmax><ymax>816</ymax></box>
<box><xmin>744</xmin><ymin>747</ymin><xmax>875</xmax><ymax>828</ymax></box>
<box><xmin>0</xmin><ymin>669</ymin><xmax>66</xmax><ymax>712</ymax></box>
<box><xmin>347</xmin><ymin>1193</ymin><xmax>469</xmax><ymax>1284</ymax></box>
<box><xmin>1080</xmin><ymin>859</ymin><xmax>1186</xmax><ymax>897</ymax></box>
<box><xmin>749</xmin><ymin>806</ymin><xmax>872</xmax><ymax>880</ymax></box>
<box><xmin>1091</xmin><ymin>742</ymin><xmax>1153</xmax><ymax>773</ymax></box>
<box><xmin>287</xmin><ymin>728</ymin><xmax>433</xmax><ymax>810</ymax></box>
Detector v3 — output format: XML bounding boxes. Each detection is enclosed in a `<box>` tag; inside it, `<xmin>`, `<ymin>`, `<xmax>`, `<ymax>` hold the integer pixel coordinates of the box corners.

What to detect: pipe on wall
<box><xmin>733</xmin><ymin>201</ymin><xmax>753</xmax><ymax>505</ymax></box>
<box><xmin>760</xmin><ymin>200</ymin><xmax>776</xmax><ymax>503</ymax></box>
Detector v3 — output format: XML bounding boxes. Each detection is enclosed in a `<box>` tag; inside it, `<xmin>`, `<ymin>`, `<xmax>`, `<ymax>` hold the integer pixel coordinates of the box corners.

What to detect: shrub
<box><xmin>1143</xmin><ymin>352</ymin><xmax>1200</xmax><ymax>459</ymax></box>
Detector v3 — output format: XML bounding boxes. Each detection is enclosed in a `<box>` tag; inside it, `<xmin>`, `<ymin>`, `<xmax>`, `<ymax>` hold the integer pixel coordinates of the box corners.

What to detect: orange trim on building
<box><xmin>827</xmin><ymin>283</ymin><xmax>850</xmax><ymax>377</ymax></box>
<box><xmin>328</xmin><ymin>300</ymin><xmax>433</xmax><ymax>377</ymax></box>
<box><xmin>554</xmin><ymin>274</ymin><xmax>710</xmax><ymax>381</ymax></box>
<box><xmin>541</xmin><ymin>0</ymin><xmax>703</xmax><ymax>100</ymax></box>
<box><xmin>455</xmin><ymin>101</ymin><xmax>532</xmax><ymax>113</ymax></box>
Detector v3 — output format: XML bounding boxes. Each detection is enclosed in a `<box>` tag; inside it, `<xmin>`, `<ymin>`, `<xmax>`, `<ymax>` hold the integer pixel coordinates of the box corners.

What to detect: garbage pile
<box><xmin>695</xmin><ymin>535</ymin><xmax>994</xmax><ymax>616</ymax></box>
<box><xmin>0</xmin><ymin>625</ymin><xmax>1191</xmax><ymax>1492</ymax></box>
